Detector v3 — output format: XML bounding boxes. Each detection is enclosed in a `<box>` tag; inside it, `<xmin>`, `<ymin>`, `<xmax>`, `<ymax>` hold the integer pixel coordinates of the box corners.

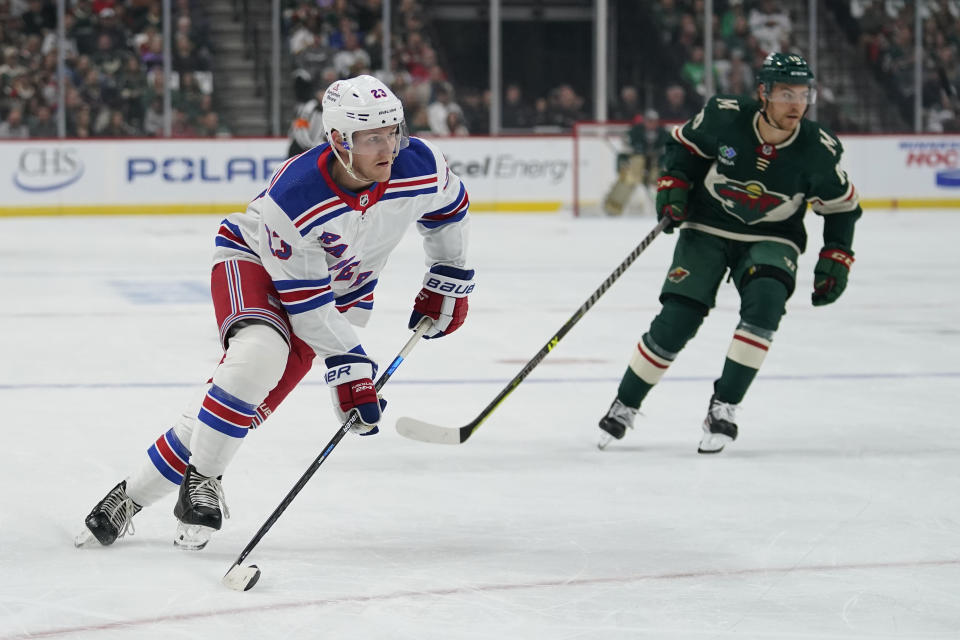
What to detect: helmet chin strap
<box><xmin>759</xmin><ymin>96</ymin><xmax>789</xmax><ymax>132</ymax></box>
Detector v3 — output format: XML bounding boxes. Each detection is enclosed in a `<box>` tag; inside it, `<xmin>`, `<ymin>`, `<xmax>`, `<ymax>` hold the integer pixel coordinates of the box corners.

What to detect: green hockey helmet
<box><xmin>756</xmin><ymin>52</ymin><xmax>817</xmax><ymax>104</ymax></box>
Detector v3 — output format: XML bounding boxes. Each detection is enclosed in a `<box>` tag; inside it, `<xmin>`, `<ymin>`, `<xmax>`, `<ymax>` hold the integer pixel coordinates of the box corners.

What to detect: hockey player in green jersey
<box><xmin>598</xmin><ymin>52</ymin><xmax>862</xmax><ymax>453</ymax></box>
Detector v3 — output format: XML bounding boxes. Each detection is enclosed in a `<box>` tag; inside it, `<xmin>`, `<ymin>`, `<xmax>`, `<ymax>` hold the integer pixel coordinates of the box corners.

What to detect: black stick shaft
<box><xmin>230</xmin><ymin>319</ymin><xmax>431</xmax><ymax>567</ymax></box>
<box><xmin>457</xmin><ymin>218</ymin><xmax>670</xmax><ymax>442</ymax></box>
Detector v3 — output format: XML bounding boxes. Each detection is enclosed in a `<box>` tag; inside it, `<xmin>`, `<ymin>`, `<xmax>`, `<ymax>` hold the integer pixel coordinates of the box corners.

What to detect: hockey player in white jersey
<box><xmin>76</xmin><ymin>75</ymin><xmax>475</xmax><ymax>550</ymax></box>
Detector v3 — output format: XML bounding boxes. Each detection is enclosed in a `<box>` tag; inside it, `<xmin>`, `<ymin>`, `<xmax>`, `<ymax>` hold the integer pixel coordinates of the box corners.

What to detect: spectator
<box><xmin>502</xmin><ymin>83</ymin><xmax>533</xmax><ymax>129</ymax></box>
<box><xmin>142</xmin><ymin>96</ymin><xmax>163</xmax><ymax>136</ymax></box>
<box><xmin>543</xmin><ymin>84</ymin><xmax>587</xmax><ymax>130</ymax></box>
<box><xmin>533</xmin><ymin>96</ymin><xmax>551</xmax><ymax>127</ymax></box>
<box><xmin>333</xmin><ymin>31</ymin><xmax>372</xmax><ymax>77</ymax></box>
<box><xmin>173</xmin><ymin>33</ymin><xmax>207</xmax><ymax>73</ymax></box>
<box><xmin>651</xmin><ymin>0</ymin><xmax>684</xmax><ymax>46</ymax></box>
<box><xmin>459</xmin><ymin>89</ymin><xmax>488</xmax><ymax>134</ymax></box>
<box><xmin>68</xmin><ymin>104</ymin><xmax>94</xmax><ymax>138</ymax></box>
<box><xmin>0</xmin><ymin>108</ymin><xmax>29</xmax><ymax>138</ymax></box>
<box><xmin>196</xmin><ymin>110</ymin><xmax>231</xmax><ymax>138</ymax></box>
<box><xmin>97</xmin><ymin>109</ymin><xmax>137</xmax><ymax>137</ymax></box>
<box><xmin>170</xmin><ymin>108</ymin><xmax>195</xmax><ymax>137</ymax></box>
<box><xmin>118</xmin><ymin>55</ymin><xmax>147</xmax><ymax>127</ymax></box>
<box><xmin>659</xmin><ymin>83</ymin><xmax>694</xmax><ymax>121</ymax></box>
<box><xmin>426</xmin><ymin>82</ymin><xmax>464</xmax><ymax>135</ymax></box>
<box><xmin>96</xmin><ymin>7</ymin><xmax>128</xmax><ymax>52</ymax></box>
<box><xmin>445</xmin><ymin>110</ymin><xmax>469</xmax><ymax>136</ymax></box>
<box><xmin>681</xmin><ymin>45</ymin><xmax>709</xmax><ymax>96</ymax></box>
<box><xmin>21</xmin><ymin>0</ymin><xmax>57</xmax><ymax>36</ymax></box>
<box><xmin>302</xmin><ymin>33</ymin><xmax>335</xmax><ymax>76</ymax></box>
<box><xmin>611</xmin><ymin>85</ymin><xmax>642</xmax><ymax>121</ymax></box>
<box><xmin>28</xmin><ymin>104</ymin><xmax>57</xmax><ymax>137</ymax></box>
<box><xmin>92</xmin><ymin>32</ymin><xmax>124</xmax><ymax>77</ymax></box>
<box><xmin>748</xmin><ymin>0</ymin><xmax>792</xmax><ymax>56</ymax></box>
<box><xmin>174</xmin><ymin>71</ymin><xmax>204</xmax><ymax>120</ymax></box>
<box><xmin>719</xmin><ymin>48</ymin><xmax>754</xmax><ymax>95</ymax></box>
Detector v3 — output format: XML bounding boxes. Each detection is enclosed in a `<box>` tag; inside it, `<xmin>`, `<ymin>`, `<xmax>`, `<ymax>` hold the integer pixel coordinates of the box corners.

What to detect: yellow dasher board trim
<box><xmin>0</xmin><ymin>201</ymin><xmax>565</xmax><ymax>217</ymax></box>
<box><xmin>858</xmin><ymin>198</ymin><xmax>960</xmax><ymax>209</ymax></box>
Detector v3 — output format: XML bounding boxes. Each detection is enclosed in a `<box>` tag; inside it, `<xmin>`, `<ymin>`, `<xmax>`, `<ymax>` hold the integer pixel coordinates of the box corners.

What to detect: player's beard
<box><xmin>772</xmin><ymin>112</ymin><xmax>801</xmax><ymax>132</ymax></box>
<box><xmin>763</xmin><ymin>105</ymin><xmax>802</xmax><ymax>133</ymax></box>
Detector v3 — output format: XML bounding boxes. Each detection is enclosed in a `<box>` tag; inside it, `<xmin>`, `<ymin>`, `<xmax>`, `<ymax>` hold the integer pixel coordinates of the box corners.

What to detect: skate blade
<box><xmin>597</xmin><ymin>432</ymin><xmax>615</xmax><ymax>450</ymax></box>
<box><xmin>697</xmin><ymin>433</ymin><xmax>732</xmax><ymax>454</ymax></box>
<box><xmin>174</xmin><ymin>523</ymin><xmax>216</xmax><ymax>551</ymax></box>
<box><xmin>74</xmin><ymin>529</ymin><xmax>97</xmax><ymax>548</ymax></box>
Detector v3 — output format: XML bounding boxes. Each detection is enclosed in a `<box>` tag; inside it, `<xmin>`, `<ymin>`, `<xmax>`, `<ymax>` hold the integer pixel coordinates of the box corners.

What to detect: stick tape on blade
<box><xmin>222</xmin><ymin>564</ymin><xmax>261</xmax><ymax>591</ymax></box>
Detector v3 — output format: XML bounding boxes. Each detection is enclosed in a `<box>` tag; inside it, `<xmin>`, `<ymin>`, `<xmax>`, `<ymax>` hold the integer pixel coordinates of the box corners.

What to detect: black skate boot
<box><xmin>598</xmin><ymin>398</ymin><xmax>639</xmax><ymax>450</ymax></box>
<box><xmin>173</xmin><ymin>464</ymin><xmax>229</xmax><ymax>551</ymax></box>
<box><xmin>75</xmin><ymin>480</ymin><xmax>142</xmax><ymax>547</ymax></box>
<box><xmin>698</xmin><ymin>393</ymin><xmax>739</xmax><ymax>454</ymax></box>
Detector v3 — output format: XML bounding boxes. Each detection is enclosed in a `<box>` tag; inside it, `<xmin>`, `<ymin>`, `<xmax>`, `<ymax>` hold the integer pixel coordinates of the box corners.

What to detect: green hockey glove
<box><xmin>812</xmin><ymin>246</ymin><xmax>854</xmax><ymax>306</ymax></box>
<box><xmin>655</xmin><ymin>173</ymin><xmax>691</xmax><ymax>234</ymax></box>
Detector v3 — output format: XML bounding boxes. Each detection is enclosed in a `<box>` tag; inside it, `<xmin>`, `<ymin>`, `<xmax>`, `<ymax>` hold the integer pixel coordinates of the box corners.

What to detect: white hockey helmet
<box><xmin>321</xmin><ymin>75</ymin><xmax>409</xmax><ymax>157</ymax></box>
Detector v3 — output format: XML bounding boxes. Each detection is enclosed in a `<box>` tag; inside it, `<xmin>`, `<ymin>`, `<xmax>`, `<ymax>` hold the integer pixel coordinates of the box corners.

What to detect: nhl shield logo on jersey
<box><xmin>359</xmin><ymin>194</ymin><xmax>369</xmax><ymax>207</ymax></box>
<box><xmin>667</xmin><ymin>266</ymin><xmax>690</xmax><ymax>283</ymax></box>
<box><xmin>756</xmin><ymin>143</ymin><xmax>777</xmax><ymax>159</ymax></box>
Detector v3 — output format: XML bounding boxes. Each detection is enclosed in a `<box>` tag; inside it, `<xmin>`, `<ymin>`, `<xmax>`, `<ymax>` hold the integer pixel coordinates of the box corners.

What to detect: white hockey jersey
<box><xmin>213</xmin><ymin>137</ymin><xmax>470</xmax><ymax>360</ymax></box>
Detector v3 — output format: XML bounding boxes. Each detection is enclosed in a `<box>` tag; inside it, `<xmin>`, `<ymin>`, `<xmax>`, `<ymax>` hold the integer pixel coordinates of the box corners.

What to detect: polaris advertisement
<box><xmin>2</xmin><ymin>135</ymin><xmax>959</xmax><ymax>216</ymax></box>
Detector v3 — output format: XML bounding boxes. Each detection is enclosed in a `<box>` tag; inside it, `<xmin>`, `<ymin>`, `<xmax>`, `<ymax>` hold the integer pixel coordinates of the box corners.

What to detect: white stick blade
<box><xmin>395</xmin><ymin>417</ymin><xmax>461</xmax><ymax>444</ymax></box>
<box><xmin>222</xmin><ymin>564</ymin><xmax>261</xmax><ymax>591</ymax></box>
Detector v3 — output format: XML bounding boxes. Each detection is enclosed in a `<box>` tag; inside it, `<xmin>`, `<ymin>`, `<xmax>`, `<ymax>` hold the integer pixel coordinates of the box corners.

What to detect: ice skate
<box><xmin>173</xmin><ymin>464</ymin><xmax>229</xmax><ymax>550</ymax></box>
<box><xmin>598</xmin><ymin>398</ymin><xmax>639</xmax><ymax>450</ymax></box>
<box><xmin>698</xmin><ymin>394</ymin><xmax>739</xmax><ymax>454</ymax></box>
<box><xmin>75</xmin><ymin>480</ymin><xmax>142</xmax><ymax>547</ymax></box>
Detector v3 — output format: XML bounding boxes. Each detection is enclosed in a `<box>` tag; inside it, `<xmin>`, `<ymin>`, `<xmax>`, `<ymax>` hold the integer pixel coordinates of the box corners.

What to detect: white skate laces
<box><xmin>174</xmin><ymin>470</ymin><xmax>231</xmax><ymax>551</ymax></box>
<box><xmin>597</xmin><ymin>399</ymin><xmax>640</xmax><ymax>450</ymax></box>
<box><xmin>709</xmin><ymin>398</ymin><xmax>737</xmax><ymax>424</ymax></box>
<box><xmin>74</xmin><ymin>482</ymin><xmax>142</xmax><ymax>547</ymax></box>
<box><xmin>191</xmin><ymin>475</ymin><xmax>231</xmax><ymax>520</ymax></box>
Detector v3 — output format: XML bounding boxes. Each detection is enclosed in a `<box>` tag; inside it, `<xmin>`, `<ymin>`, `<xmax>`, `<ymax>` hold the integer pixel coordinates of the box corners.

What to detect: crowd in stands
<box><xmin>651</xmin><ymin>0</ymin><xmax>960</xmax><ymax>132</ymax></box>
<box><xmin>0</xmin><ymin>0</ymin><xmax>228</xmax><ymax>139</ymax></box>
<box><xmin>285</xmin><ymin>0</ymin><xmax>616</xmax><ymax>137</ymax></box>
<box><xmin>843</xmin><ymin>0</ymin><xmax>960</xmax><ymax>132</ymax></box>
<box><xmin>285</xmin><ymin>0</ymin><xmax>474</xmax><ymax>137</ymax></box>
<box><xmin>7</xmin><ymin>0</ymin><xmax>959</xmax><ymax>140</ymax></box>
<box><xmin>642</xmin><ymin>0</ymin><xmax>801</xmax><ymax>124</ymax></box>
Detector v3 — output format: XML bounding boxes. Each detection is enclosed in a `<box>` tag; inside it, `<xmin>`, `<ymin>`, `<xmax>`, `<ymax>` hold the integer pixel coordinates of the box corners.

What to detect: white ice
<box><xmin>1</xmin><ymin>210</ymin><xmax>959</xmax><ymax>639</ymax></box>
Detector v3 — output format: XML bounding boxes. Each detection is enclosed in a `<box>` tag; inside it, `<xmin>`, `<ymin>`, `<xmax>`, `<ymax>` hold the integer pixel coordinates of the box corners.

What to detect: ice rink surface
<box><xmin>1</xmin><ymin>209</ymin><xmax>959</xmax><ymax>639</ymax></box>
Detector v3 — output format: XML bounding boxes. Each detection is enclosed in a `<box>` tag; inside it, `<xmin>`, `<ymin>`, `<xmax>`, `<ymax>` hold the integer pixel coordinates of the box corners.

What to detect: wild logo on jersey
<box><xmin>704</xmin><ymin>166</ymin><xmax>804</xmax><ymax>225</ymax></box>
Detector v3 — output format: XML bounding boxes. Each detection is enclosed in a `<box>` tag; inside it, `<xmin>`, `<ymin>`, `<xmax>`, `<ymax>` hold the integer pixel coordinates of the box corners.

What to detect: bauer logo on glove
<box><xmin>409</xmin><ymin>264</ymin><xmax>476</xmax><ymax>339</ymax></box>
<box><xmin>324</xmin><ymin>353</ymin><xmax>385</xmax><ymax>435</ymax></box>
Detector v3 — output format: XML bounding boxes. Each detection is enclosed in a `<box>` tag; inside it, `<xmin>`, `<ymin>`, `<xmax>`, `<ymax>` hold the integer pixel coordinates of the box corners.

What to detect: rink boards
<box><xmin>2</xmin><ymin>133</ymin><xmax>960</xmax><ymax>217</ymax></box>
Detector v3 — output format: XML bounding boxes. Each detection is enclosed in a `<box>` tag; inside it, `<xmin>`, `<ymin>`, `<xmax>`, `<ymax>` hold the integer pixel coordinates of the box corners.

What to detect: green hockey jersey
<box><xmin>663</xmin><ymin>94</ymin><xmax>861</xmax><ymax>253</ymax></box>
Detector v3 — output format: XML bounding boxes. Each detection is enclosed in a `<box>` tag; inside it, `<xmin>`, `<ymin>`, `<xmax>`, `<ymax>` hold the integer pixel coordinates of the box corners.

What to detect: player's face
<box><xmin>765</xmin><ymin>83</ymin><xmax>815</xmax><ymax>130</ymax></box>
<box><xmin>345</xmin><ymin>125</ymin><xmax>400</xmax><ymax>182</ymax></box>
